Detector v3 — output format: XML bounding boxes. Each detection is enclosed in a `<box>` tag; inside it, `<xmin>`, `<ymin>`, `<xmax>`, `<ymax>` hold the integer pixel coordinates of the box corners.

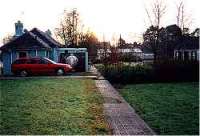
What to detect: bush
<box><xmin>95</xmin><ymin>60</ymin><xmax>199</xmax><ymax>84</ymax></box>
<box><xmin>96</xmin><ymin>63</ymin><xmax>154</xmax><ymax>84</ymax></box>
<box><xmin>153</xmin><ymin>60</ymin><xmax>199</xmax><ymax>82</ymax></box>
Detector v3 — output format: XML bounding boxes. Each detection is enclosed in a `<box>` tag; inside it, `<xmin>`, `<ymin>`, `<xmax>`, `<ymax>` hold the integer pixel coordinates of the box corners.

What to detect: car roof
<box><xmin>14</xmin><ymin>57</ymin><xmax>43</xmax><ymax>60</ymax></box>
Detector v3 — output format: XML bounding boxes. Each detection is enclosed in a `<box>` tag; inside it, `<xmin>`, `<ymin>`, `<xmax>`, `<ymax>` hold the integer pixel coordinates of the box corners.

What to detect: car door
<box><xmin>45</xmin><ymin>60</ymin><xmax>56</xmax><ymax>74</ymax></box>
<box><xmin>28</xmin><ymin>58</ymin><xmax>40</xmax><ymax>74</ymax></box>
<box><xmin>36</xmin><ymin>58</ymin><xmax>50</xmax><ymax>74</ymax></box>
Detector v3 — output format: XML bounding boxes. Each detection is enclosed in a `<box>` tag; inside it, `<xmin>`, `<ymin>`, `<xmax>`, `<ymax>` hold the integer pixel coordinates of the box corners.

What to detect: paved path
<box><xmin>96</xmin><ymin>80</ymin><xmax>155</xmax><ymax>135</ymax></box>
<box><xmin>92</xmin><ymin>66</ymin><xmax>155</xmax><ymax>135</ymax></box>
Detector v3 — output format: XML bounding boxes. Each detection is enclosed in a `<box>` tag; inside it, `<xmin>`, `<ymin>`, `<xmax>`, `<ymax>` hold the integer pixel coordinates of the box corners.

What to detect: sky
<box><xmin>0</xmin><ymin>0</ymin><xmax>199</xmax><ymax>45</ymax></box>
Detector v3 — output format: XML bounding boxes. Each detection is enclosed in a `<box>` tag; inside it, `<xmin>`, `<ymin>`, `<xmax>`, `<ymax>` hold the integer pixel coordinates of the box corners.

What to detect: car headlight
<box><xmin>67</xmin><ymin>65</ymin><xmax>72</xmax><ymax>69</ymax></box>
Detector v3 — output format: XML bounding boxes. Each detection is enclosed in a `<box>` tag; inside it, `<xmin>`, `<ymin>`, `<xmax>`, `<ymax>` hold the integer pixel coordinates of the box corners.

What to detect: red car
<box><xmin>11</xmin><ymin>57</ymin><xmax>72</xmax><ymax>76</ymax></box>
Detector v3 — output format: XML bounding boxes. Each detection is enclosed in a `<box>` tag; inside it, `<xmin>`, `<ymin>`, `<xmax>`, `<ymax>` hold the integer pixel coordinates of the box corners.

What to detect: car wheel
<box><xmin>56</xmin><ymin>69</ymin><xmax>64</xmax><ymax>76</ymax></box>
<box><xmin>20</xmin><ymin>70</ymin><xmax>28</xmax><ymax>77</ymax></box>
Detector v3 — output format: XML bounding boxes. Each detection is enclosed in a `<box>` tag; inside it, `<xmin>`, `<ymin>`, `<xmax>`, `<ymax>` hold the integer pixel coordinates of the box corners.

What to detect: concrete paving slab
<box><xmin>96</xmin><ymin>79</ymin><xmax>155</xmax><ymax>135</ymax></box>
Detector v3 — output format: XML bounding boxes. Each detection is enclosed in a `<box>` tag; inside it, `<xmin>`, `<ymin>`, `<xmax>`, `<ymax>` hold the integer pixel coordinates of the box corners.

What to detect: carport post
<box><xmin>85</xmin><ymin>51</ymin><xmax>88</xmax><ymax>72</ymax></box>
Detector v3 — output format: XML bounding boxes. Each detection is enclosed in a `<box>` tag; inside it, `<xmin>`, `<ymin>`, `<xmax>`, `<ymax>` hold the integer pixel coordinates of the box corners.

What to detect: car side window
<box><xmin>13</xmin><ymin>60</ymin><xmax>20</xmax><ymax>64</ymax></box>
<box><xmin>27</xmin><ymin>59</ymin><xmax>39</xmax><ymax>64</ymax></box>
<box><xmin>39</xmin><ymin>59</ymin><xmax>48</xmax><ymax>64</ymax></box>
<box><xmin>13</xmin><ymin>59</ymin><xmax>26</xmax><ymax>64</ymax></box>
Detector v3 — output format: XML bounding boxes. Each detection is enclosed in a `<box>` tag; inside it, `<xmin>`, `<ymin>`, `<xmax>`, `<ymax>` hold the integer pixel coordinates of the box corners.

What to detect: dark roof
<box><xmin>175</xmin><ymin>35</ymin><xmax>199</xmax><ymax>50</ymax></box>
<box><xmin>166</xmin><ymin>24</ymin><xmax>182</xmax><ymax>35</ymax></box>
<box><xmin>0</xmin><ymin>28</ymin><xmax>62</xmax><ymax>51</ymax></box>
<box><xmin>30</xmin><ymin>28</ymin><xmax>62</xmax><ymax>48</ymax></box>
<box><xmin>0</xmin><ymin>31</ymin><xmax>51</xmax><ymax>51</ymax></box>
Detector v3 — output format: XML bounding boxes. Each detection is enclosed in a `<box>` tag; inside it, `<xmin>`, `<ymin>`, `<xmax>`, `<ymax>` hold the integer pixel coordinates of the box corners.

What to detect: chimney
<box><xmin>15</xmin><ymin>20</ymin><xmax>24</xmax><ymax>37</ymax></box>
<box><xmin>45</xmin><ymin>29</ymin><xmax>52</xmax><ymax>37</ymax></box>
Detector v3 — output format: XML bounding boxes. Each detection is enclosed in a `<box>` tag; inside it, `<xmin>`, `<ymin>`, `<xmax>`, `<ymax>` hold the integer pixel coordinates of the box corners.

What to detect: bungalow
<box><xmin>0</xmin><ymin>21</ymin><xmax>88</xmax><ymax>75</ymax></box>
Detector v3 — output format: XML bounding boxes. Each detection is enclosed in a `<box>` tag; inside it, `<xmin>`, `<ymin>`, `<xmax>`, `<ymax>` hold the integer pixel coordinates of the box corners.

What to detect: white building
<box><xmin>97</xmin><ymin>47</ymin><xmax>144</xmax><ymax>60</ymax></box>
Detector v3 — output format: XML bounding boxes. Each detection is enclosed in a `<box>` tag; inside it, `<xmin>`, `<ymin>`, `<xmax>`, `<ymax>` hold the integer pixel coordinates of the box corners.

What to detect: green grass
<box><xmin>119</xmin><ymin>82</ymin><xmax>199</xmax><ymax>135</ymax></box>
<box><xmin>0</xmin><ymin>78</ymin><xmax>111</xmax><ymax>135</ymax></box>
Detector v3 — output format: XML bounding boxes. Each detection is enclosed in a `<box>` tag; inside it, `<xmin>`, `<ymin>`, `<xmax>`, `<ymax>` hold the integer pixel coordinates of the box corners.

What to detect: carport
<box><xmin>57</xmin><ymin>48</ymin><xmax>89</xmax><ymax>72</ymax></box>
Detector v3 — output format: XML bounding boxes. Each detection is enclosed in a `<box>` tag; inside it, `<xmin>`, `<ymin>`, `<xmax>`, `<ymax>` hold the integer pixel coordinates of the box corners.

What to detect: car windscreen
<box><xmin>44</xmin><ymin>58</ymin><xmax>57</xmax><ymax>64</ymax></box>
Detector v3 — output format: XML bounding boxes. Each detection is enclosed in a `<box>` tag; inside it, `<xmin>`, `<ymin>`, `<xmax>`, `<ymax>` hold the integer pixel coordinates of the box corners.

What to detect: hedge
<box><xmin>95</xmin><ymin>60</ymin><xmax>199</xmax><ymax>84</ymax></box>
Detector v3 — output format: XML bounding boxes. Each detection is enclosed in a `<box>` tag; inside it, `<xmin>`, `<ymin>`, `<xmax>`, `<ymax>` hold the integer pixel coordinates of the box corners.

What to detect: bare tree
<box><xmin>176</xmin><ymin>1</ymin><xmax>192</xmax><ymax>34</ymax></box>
<box><xmin>101</xmin><ymin>35</ymin><xmax>111</xmax><ymax>67</ymax></box>
<box><xmin>78</xmin><ymin>30</ymin><xmax>99</xmax><ymax>62</ymax></box>
<box><xmin>144</xmin><ymin>0</ymin><xmax>166</xmax><ymax>61</ymax></box>
<box><xmin>153</xmin><ymin>0</ymin><xmax>166</xmax><ymax>28</ymax></box>
<box><xmin>55</xmin><ymin>9</ymin><xmax>80</xmax><ymax>47</ymax></box>
<box><xmin>145</xmin><ymin>0</ymin><xmax>166</xmax><ymax>29</ymax></box>
<box><xmin>2</xmin><ymin>34</ymin><xmax>13</xmax><ymax>44</ymax></box>
<box><xmin>177</xmin><ymin>1</ymin><xmax>183</xmax><ymax>28</ymax></box>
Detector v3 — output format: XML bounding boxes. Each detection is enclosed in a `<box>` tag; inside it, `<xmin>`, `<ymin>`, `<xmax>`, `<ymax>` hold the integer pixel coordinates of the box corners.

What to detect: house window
<box><xmin>46</xmin><ymin>51</ymin><xmax>49</xmax><ymax>58</ymax></box>
<box><xmin>18</xmin><ymin>52</ymin><xmax>28</xmax><ymax>58</ymax></box>
<box><xmin>191</xmin><ymin>51</ymin><xmax>197</xmax><ymax>60</ymax></box>
<box><xmin>175</xmin><ymin>51</ymin><xmax>179</xmax><ymax>59</ymax></box>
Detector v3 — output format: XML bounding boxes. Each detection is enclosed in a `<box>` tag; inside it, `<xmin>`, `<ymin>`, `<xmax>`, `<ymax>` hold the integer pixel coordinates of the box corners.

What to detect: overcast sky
<box><xmin>0</xmin><ymin>0</ymin><xmax>199</xmax><ymax>45</ymax></box>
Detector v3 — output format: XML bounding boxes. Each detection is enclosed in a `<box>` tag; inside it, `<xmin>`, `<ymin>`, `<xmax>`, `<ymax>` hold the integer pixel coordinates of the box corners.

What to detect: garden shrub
<box><xmin>95</xmin><ymin>60</ymin><xmax>199</xmax><ymax>84</ymax></box>
<box><xmin>153</xmin><ymin>60</ymin><xmax>199</xmax><ymax>82</ymax></box>
<box><xmin>96</xmin><ymin>63</ymin><xmax>154</xmax><ymax>84</ymax></box>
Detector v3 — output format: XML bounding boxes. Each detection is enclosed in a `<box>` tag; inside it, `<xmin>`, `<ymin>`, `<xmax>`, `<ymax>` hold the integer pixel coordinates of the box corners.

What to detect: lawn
<box><xmin>0</xmin><ymin>78</ymin><xmax>111</xmax><ymax>135</ymax></box>
<box><xmin>119</xmin><ymin>82</ymin><xmax>199</xmax><ymax>135</ymax></box>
